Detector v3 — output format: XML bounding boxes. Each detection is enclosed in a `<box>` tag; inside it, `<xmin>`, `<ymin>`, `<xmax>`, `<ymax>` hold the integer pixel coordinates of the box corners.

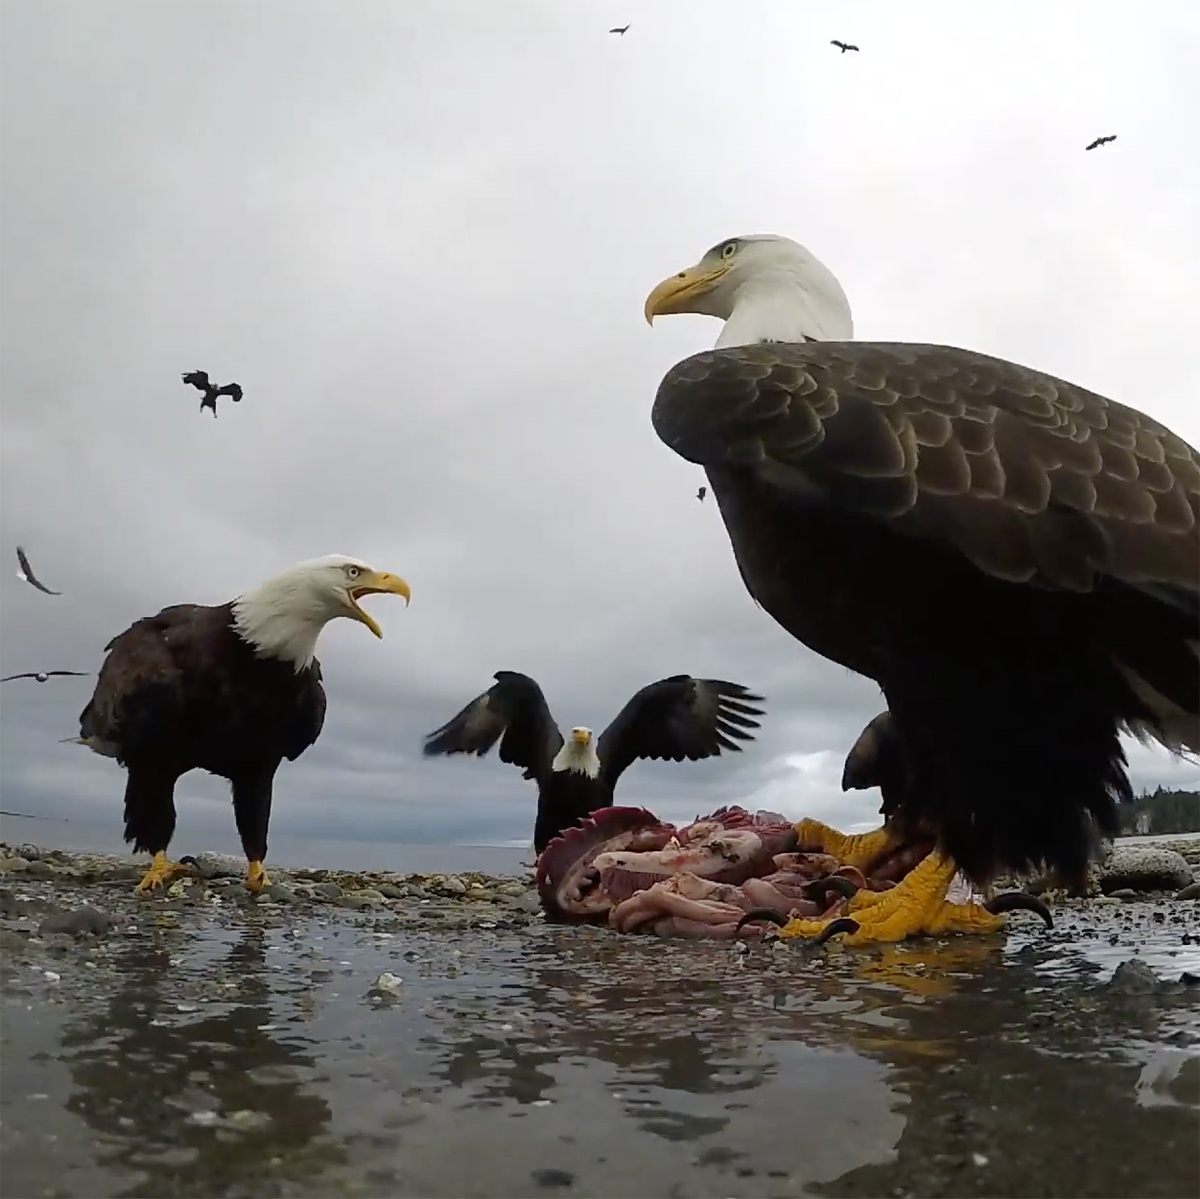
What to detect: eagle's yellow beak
<box><xmin>346</xmin><ymin>571</ymin><xmax>410</xmax><ymax>639</ymax></box>
<box><xmin>644</xmin><ymin>261</ymin><xmax>732</xmax><ymax>325</ymax></box>
<box><xmin>571</xmin><ymin>727</ymin><xmax>592</xmax><ymax>746</ymax></box>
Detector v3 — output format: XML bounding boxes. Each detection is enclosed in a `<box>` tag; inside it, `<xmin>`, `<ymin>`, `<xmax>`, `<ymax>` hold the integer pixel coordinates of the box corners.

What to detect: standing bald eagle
<box><xmin>75</xmin><ymin>556</ymin><xmax>410</xmax><ymax>894</ymax></box>
<box><xmin>644</xmin><ymin>234</ymin><xmax>1199</xmax><ymax>946</ymax></box>
<box><xmin>422</xmin><ymin>671</ymin><xmax>766</xmax><ymax>854</ymax></box>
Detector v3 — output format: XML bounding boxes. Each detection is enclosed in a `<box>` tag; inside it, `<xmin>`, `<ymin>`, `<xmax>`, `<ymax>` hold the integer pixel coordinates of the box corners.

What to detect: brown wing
<box><xmin>597</xmin><ymin>675</ymin><xmax>765</xmax><ymax>787</ymax></box>
<box><xmin>651</xmin><ymin>341</ymin><xmax>1200</xmax><ymax>600</ymax></box>
<box><xmin>422</xmin><ymin>670</ymin><xmax>563</xmax><ymax>782</ymax></box>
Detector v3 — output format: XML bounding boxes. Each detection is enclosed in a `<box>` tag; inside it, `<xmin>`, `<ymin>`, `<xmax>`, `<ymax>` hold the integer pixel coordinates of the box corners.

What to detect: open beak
<box><xmin>643</xmin><ymin>262</ymin><xmax>731</xmax><ymax>325</ymax></box>
<box><xmin>346</xmin><ymin>571</ymin><xmax>410</xmax><ymax>639</ymax></box>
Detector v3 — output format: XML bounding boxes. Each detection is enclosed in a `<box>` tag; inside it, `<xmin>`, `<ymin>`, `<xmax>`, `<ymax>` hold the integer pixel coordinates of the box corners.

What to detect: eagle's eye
<box><xmin>345</xmin><ymin>565</ymin><xmax>361</xmax><ymax>580</ymax></box>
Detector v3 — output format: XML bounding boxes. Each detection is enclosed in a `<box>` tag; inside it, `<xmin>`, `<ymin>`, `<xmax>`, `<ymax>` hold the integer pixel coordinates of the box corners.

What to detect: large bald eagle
<box><xmin>422</xmin><ymin>671</ymin><xmax>765</xmax><ymax>854</ymax></box>
<box><xmin>74</xmin><ymin>556</ymin><xmax>410</xmax><ymax>894</ymax></box>
<box><xmin>644</xmin><ymin>234</ymin><xmax>1199</xmax><ymax>946</ymax></box>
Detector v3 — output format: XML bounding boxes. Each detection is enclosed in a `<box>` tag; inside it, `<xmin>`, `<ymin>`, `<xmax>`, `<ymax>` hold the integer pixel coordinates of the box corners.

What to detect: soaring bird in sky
<box><xmin>15</xmin><ymin>546</ymin><xmax>61</xmax><ymax>595</ymax></box>
<box><xmin>181</xmin><ymin>370</ymin><xmax>244</xmax><ymax>418</ymax></box>
<box><xmin>70</xmin><ymin>555</ymin><xmax>410</xmax><ymax>895</ymax></box>
<box><xmin>2</xmin><ymin>670</ymin><xmax>90</xmax><ymax>683</ymax></box>
<box><xmin>423</xmin><ymin>671</ymin><xmax>765</xmax><ymax>855</ymax></box>
<box><xmin>609</xmin><ymin>24</ymin><xmax>630</xmax><ymax>35</ymax></box>
<box><xmin>644</xmin><ymin>232</ymin><xmax>1199</xmax><ymax>947</ymax></box>
<box><xmin>831</xmin><ymin>40</ymin><xmax>859</xmax><ymax>53</ymax></box>
<box><xmin>1085</xmin><ymin>135</ymin><xmax>1117</xmax><ymax>151</ymax></box>
<box><xmin>697</xmin><ymin>486</ymin><xmax>707</xmax><ymax>502</ymax></box>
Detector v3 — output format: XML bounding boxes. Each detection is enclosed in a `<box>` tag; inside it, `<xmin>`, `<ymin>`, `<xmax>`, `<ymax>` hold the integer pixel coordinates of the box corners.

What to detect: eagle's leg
<box><xmin>792</xmin><ymin>817</ymin><xmax>895</xmax><ymax>872</ymax></box>
<box><xmin>134</xmin><ymin>851</ymin><xmax>188</xmax><ymax>894</ymax></box>
<box><xmin>778</xmin><ymin>849</ymin><xmax>1005</xmax><ymax>946</ymax></box>
<box><xmin>232</xmin><ymin>770</ymin><xmax>274</xmax><ymax>894</ymax></box>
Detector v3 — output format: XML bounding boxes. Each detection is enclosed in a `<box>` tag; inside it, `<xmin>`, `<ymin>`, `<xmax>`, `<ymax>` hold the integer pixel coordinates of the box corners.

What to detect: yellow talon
<box><xmin>792</xmin><ymin>818</ymin><xmax>896</xmax><ymax>871</ymax></box>
<box><xmin>779</xmin><ymin>849</ymin><xmax>1005</xmax><ymax>946</ymax></box>
<box><xmin>245</xmin><ymin>860</ymin><xmax>270</xmax><ymax>893</ymax></box>
<box><xmin>134</xmin><ymin>851</ymin><xmax>186</xmax><ymax>895</ymax></box>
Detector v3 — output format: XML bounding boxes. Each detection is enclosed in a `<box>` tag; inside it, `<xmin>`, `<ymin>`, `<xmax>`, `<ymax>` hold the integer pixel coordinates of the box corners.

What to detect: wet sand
<box><xmin>1</xmin><ymin>847</ymin><xmax>1198</xmax><ymax>1198</ymax></box>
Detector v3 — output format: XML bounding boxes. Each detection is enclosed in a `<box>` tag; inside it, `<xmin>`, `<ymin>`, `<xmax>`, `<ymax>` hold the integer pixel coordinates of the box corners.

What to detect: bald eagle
<box><xmin>645</xmin><ymin>233</ymin><xmax>1199</xmax><ymax>946</ymax></box>
<box><xmin>74</xmin><ymin>556</ymin><xmax>410</xmax><ymax>894</ymax></box>
<box><xmin>422</xmin><ymin>671</ymin><xmax>766</xmax><ymax>854</ymax></box>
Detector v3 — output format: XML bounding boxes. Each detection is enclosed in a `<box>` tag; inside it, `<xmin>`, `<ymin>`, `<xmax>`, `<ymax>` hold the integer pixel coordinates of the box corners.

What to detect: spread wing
<box><xmin>597</xmin><ymin>675</ymin><xmax>765</xmax><ymax>786</ymax></box>
<box><xmin>15</xmin><ymin>546</ymin><xmax>61</xmax><ymax>595</ymax></box>
<box><xmin>2</xmin><ymin>672</ymin><xmax>41</xmax><ymax>682</ymax></box>
<box><xmin>181</xmin><ymin>370</ymin><xmax>210</xmax><ymax>391</ymax></box>
<box><xmin>422</xmin><ymin>670</ymin><xmax>563</xmax><ymax>781</ymax></box>
<box><xmin>215</xmin><ymin>382</ymin><xmax>243</xmax><ymax>402</ymax></box>
<box><xmin>46</xmin><ymin>671</ymin><xmax>90</xmax><ymax>678</ymax></box>
<box><xmin>651</xmin><ymin>341</ymin><xmax>1200</xmax><ymax>602</ymax></box>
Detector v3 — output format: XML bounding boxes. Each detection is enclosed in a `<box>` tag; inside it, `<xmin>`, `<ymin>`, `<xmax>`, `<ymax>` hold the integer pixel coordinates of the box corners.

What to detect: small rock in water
<box><xmin>368</xmin><ymin>972</ymin><xmax>404</xmax><ymax>999</ymax></box>
<box><xmin>261</xmin><ymin>885</ymin><xmax>296</xmax><ymax>904</ymax></box>
<box><xmin>376</xmin><ymin>883</ymin><xmax>408</xmax><ymax>900</ymax></box>
<box><xmin>1109</xmin><ymin>958</ymin><xmax>1160</xmax><ymax>994</ymax></box>
<box><xmin>313</xmin><ymin>882</ymin><xmax>343</xmax><ymax>901</ymax></box>
<box><xmin>1174</xmin><ymin>881</ymin><xmax>1200</xmax><ymax>901</ymax></box>
<box><xmin>531</xmin><ymin>1167</ymin><xmax>575</xmax><ymax>1189</ymax></box>
<box><xmin>38</xmin><ymin>906</ymin><xmax>111</xmax><ymax>938</ymax></box>
<box><xmin>1109</xmin><ymin>888</ymin><xmax>1141</xmax><ymax>902</ymax></box>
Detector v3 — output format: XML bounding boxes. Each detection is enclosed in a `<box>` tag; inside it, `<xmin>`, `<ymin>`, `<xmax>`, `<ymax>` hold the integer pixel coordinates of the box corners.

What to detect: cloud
<box><xmin>2</xmin><ymin>0</ymin><xmax>1197</xmax><ymax>858</ymax></box>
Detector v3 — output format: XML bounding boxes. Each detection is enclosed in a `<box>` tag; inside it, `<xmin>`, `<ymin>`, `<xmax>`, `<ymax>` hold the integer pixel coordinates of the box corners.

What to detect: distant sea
<box><xmin>2</xmin><ymin>810</ymin><xmax>1194</xmax><ymax>878</ymax></box>
<box><xmin>0</xmin><ymin>811</ymin><xmax>531</xmax><ymax>876</ymax></box>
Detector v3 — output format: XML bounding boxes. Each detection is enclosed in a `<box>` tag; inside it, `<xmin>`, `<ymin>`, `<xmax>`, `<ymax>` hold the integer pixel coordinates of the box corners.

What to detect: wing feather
<box><xmin>596</xmin><ymin>676</ymin><xmax>765</xmax><ymax>786</ymax></box>
<box><xmin>652</xmin><ymin>342</ymin><xmax>1200</xmax><ymax>598</ymax></box>
<box><xmin>422</xmin><ymin>671</ymin><xmax>562</xmax><ymax>781</ymax></box>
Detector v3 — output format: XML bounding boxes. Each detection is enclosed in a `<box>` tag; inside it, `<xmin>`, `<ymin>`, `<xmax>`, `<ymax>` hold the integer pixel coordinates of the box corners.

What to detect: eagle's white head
<box><xmin>231</xmin><ymin>554</ymin><xmax>411</xmax><ymax>670</ymax></box>
<box><xmin>643</xmin><ymin>233</ymin><xmax>854</xmax><ymax>348</ymax></box>
<box><xmin>551</xmin><ymin>725</ymin><xmax>601</xmax><ymax>778</ymax></box>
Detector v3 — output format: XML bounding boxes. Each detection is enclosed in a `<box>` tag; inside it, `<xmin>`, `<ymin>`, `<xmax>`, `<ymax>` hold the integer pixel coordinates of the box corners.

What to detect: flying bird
<box><xmin>2</xmin><ymin>670</ymin><xmax>90</xmax><ymax>683</ymax></box>
<box><xmin>69</xmin><ymin>555</ymin><xmax>410</xmax><ymax>895</ymax></box>
<box><xmin>609</xmin><ymin>24</ymin><xmax>630</xmax><ymax>35</ymax></box>
<box><xmin>15</xmin><ymin>546</ymin><xmax>61</xmax><ymax>595</ymax></box>
<box><xmin>645</xmin><ymin>232</ymin><xmax>1199</xmax><ymax>947</ymax></box>
<box><xmin>181</xmin><ymin>370</ymin><xmax>244</xmax><ymax>418</ymax></box>
<box><xmin>831</xmin><ymin>40</ymin><xmax>859</xmax><ymax>53</ymax></box>
<box><xmin>422</xmin><ymin>671</ymin><xmax>766</xmax><ymax>855</ymax></box>
<box><xmin>1085</xmin><ymin>135</ymin><xmax>1117</xmax><ymax>151</ymax></box>
<box><xmin>697</xmin><ymin>486</ymin><xmax>707</xmax><ymax>502</ymax></box>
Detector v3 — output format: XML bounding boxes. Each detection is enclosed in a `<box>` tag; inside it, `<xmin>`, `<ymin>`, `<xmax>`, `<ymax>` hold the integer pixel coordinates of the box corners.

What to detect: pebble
<box><xmin>260</xmin><ymin>885</ymin><xmax>296</xmax><ymax>904</ymax></box>
<box><xmin>368</xmin><ymin>971</ymin><xmax>404</xmax><ymax>998</ymax></box>
<box><xmin>1175</xmin><ymin>882</ymin><xmax>1200</xmax><ymax>901</ymax></box>
<box><xmin>440</xmin><ymin>875</ymin><xmax>468</xmax><ymax>897</ymax></box>
<box><xmin>313</xmin><ymin>882</ymin><xmax>343</xmax><ymax>901</ymax></box>
<box><xmin>1109</xmin><ymin>958</ymin><xmax>1160</xmax><ymax>994</ymax></box>
<box><xmin>37</xmin><ymin>906</ymin><xmax>111</xmax><ymax>938</ymax></box>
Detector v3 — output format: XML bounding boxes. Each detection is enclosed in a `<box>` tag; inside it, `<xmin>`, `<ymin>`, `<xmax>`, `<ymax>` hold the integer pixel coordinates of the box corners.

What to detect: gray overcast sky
<box><xmin>2</xmin><ymin>0</ymin><xmax>1198</xmax><ymax>855</ymax></box>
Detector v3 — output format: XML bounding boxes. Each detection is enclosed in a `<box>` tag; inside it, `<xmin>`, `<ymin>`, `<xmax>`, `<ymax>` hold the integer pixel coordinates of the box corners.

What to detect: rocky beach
<box><xmin>1</xmin><ymin>837</ymin><xmax>1198</xmax><ymax>1198</ymax></box>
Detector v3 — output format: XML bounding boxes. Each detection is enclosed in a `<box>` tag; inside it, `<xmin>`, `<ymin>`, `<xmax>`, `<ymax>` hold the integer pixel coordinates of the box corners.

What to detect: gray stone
<box><xmin>260</xmin><ymin>885</ymin><xmax>296</xmax><ymax>904</ymax></box>
<box><xmin>376</xmin><ymin>883</ymin><xmax>408</xmax><ymax>900</ymax></box>
<box><xmin>440</xmin><ymin>875</ymin><xmax>467</xmax><ymax>896</ymax></box>
<box><xmin>1100</xmin><ymin>846</ymin><xmax>1193</xmax><ymax>895</ymax></box>
<box><xmin>38</xmin><ymin>906</ymin><xmax>110</xmax><ymax>938</ymax></box>
<box><xmin>1109</xmin><ymin>958</ymin><xmax>1160</xmax><ymax>994</ymax></box>
<box><xmin>1174</xmin><ymin>881</ymin><xmax>1200</xmax><ymax>901</ymax></box>
<box><xmin>313</xmin><ymin>882</ymin><xmax>343</xmax><ymax>901</ymax></box>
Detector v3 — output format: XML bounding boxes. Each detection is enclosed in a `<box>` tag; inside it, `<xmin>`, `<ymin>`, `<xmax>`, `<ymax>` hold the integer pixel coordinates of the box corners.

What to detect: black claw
<box><xmin>984</xmin><ymin>891</ymin><xmax>1054</xmax><ymax>929</ymax></box>
<box><xmin>734</xmin><ymin>907</ymin><xmax>791</xmax><ymax>932</ymax></box>
<box><xmin>813</xmin><ymin>917</ymin><xmax>860</xmax><ymax>946</ymax></box>
<box><xmin>178</xmin><ymin>855</ymin><xmax>198</xmax><ymax>867</ymax></box>
<box><xmin>803</xmin><ymin>875</ymin><xmax>859</xmax><ymax>904</ymax></box>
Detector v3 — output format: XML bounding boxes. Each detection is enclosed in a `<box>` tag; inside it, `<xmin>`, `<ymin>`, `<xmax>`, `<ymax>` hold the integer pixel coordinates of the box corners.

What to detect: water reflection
<box><xmin>57</xmin><ymin>926</ymin><xmax>341</xmax><ymax>1196</ymax></box>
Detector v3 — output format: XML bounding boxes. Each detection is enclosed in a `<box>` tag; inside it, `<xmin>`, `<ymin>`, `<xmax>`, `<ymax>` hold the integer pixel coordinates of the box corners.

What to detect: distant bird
<box><xmin>697</xmin><ymin>486</ymin><xmax>707</xmax><ymax>502</ymax></box>
<box><xmin>2</xmin><ymin>670</ymin><xmax>90</xmax><ymax>683</ymax></box>
<box><xmin>181</xmin><ymin>370</ymin><xmax>244</xmax><ymax>418</ymax></box>
<box><xmin>609</xmin><ymin>24</ymin><xmax>630</xmax><ymax>35</ymax></box>
<box><xmin>423</xmin><ymin>671</ymin><xmax>766</xmax><ymax>855</ymax></box>
<box><xmin>15</xmin><ymin>546</ymin><xmax>61</xmax><ymax>596</ymax></box>
<box><xmin>1085</xmin><ymin>135</ymin><xmax>1117</xmax><ymax>151</ymax></box>
<box><xmin>831</xmin><ymin>40</ymin><xmax>859</xmax><ymax>53</ymax></box>
<box><xmin>69</xmin><ymin>555</ymin><xmax>410</xmax><ymax>896</ymax></box>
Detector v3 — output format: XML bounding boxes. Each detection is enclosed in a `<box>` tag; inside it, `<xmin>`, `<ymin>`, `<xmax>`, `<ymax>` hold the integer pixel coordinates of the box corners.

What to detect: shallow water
<box><xmin>2</xmin><ymin>884</ymin><xmax>1198</xmax><ymax>1198</ymax></box>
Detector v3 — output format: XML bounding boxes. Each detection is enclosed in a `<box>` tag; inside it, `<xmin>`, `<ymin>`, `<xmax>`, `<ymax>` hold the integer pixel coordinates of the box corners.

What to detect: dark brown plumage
<box><xmin>652</xmin><ymin>340</ymin><xmax>1199</xmax><ymax>887</ymax></box>
<box><xmin>181</xmin><ymin>370</ymin><xmax>244</xmax><ymax>418</ymax></box>
<box><xmin>15</xmin><ymin>546</ymin><xmax>61</xmax><ymax>595</ymax></box>
<box><xmin>79</xmin><ymin>604</ymin><xmax>325</xmax><ymax>881</ymax></box>
<box><xmin>423</xmin><ymin>670</ymin><xmax>766</xmax><ymax>853</ymax></box>
<box><xmin>1086</xmin><ymin>135</ymin><xmax>1117</xmax><ymax>151</ymax></box>
<box><xmin>831</xmin><ymin>40</ymin><xmax>859</xmax><ymax>53</ymax></box>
